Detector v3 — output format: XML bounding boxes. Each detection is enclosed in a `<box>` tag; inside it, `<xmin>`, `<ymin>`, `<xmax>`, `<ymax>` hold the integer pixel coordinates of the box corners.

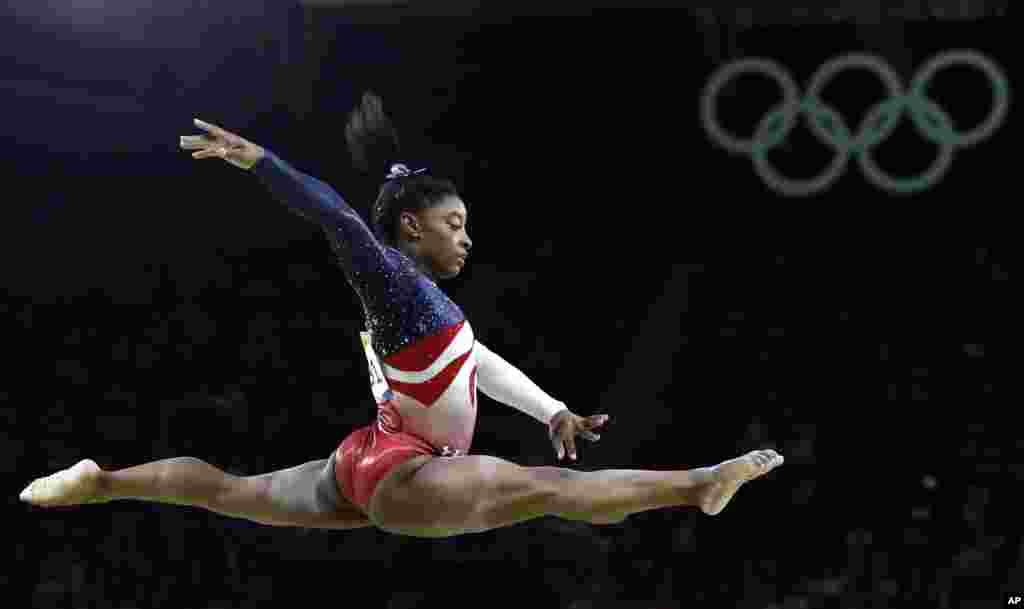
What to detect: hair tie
<box><xmin>385</xmin><ymin>163</ymin><xmax>428</xmax><ymax>180</ymax></box>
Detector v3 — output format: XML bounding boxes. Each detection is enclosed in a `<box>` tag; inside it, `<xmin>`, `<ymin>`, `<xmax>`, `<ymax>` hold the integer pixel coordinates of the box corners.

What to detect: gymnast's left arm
<box><xmin>474</xmin><ymin>341</ymin><xmax>610</xmax><ymax>461</ymax></box>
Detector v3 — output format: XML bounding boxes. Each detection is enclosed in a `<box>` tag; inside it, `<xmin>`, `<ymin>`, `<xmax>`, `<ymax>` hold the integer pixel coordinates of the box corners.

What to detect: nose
<box><xmin>460</xmin><ymin>234</ymin><xmax>472</xmax><ymax>252</ymax></box>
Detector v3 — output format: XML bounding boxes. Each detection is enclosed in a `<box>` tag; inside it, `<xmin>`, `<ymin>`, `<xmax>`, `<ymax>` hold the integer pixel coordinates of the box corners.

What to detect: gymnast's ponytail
<box><xmin>345</xmin><ymin>91</ymin><xmax>401</xmax><ymax>175</ymax></box>
<box><xmin>344</xmin><ymin>92</ymin><xmax>459</xmax><ymax>246</ymax></box>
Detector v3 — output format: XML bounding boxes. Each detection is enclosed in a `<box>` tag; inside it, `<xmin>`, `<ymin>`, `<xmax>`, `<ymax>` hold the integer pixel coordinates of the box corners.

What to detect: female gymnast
<box><xmin>20</xmin><ymin>93</ymin><xmax>783</xmax><ymax>538</ymax></box>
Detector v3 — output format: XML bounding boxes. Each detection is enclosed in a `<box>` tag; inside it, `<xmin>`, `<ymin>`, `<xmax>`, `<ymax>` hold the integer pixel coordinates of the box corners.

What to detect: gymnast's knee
<box><xmin>473</xmin><ymin>465</ymin><xmax>577</xmax><ymax>529</ymax></box>
<box><xmin>518</xmin><ymin>467</ymin><xmax>627</xmax><ymax>526</ymax></box>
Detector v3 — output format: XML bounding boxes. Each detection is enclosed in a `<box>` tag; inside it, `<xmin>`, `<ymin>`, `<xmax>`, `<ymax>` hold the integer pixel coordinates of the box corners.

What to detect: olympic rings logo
<box><xmin>701</xmin><ymin>50</ymin><xmax>1010</xmax><ymax>196</ymax></box>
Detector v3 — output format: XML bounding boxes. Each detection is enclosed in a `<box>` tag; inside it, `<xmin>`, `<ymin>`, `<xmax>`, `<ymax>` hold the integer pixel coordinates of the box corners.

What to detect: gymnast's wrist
<box><xmin>547</xmin><ymin>406</ymin><xmax>571</xmax><ymax>430</ymax></box>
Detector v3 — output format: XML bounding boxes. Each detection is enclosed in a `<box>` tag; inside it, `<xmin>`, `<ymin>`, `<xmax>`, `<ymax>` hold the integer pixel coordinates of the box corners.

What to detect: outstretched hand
<box><xmin>179</xmin><ymin>118</ymin><xmax>265</xmax><ymax>170</ymax></box>
<box><xmin>548</xmin><ymin>410</ymin><xmax>610</xmax><ymax>462</ymax></box>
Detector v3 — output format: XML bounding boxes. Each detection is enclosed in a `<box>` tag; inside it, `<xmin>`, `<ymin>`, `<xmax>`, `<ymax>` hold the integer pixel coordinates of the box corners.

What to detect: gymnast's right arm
<box><xmin>180</xmin><ymin>118</ymin><xmax>385</xmax><ymax>261</ymax></box>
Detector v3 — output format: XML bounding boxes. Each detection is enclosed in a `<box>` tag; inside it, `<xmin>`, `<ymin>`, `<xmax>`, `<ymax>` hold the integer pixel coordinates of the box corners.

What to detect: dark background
<box><xmin>3</xmin><ymin>2</ymin><xmax>1018</xmax><ymax>607</ymax></box>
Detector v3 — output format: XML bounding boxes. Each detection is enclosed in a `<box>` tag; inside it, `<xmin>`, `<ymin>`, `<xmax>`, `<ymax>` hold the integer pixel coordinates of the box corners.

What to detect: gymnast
<box><xmin>20</xmin><ymin>93</ymin><xmax>783</xmax><ymax>537</ymax></box>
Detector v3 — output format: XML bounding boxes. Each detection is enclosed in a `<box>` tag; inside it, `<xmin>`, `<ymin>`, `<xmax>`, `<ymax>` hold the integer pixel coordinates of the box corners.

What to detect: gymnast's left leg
<box><xmin>19</xmin><ymin>456</ymin><xmax>372</xmax><ymax>530</ymax></box>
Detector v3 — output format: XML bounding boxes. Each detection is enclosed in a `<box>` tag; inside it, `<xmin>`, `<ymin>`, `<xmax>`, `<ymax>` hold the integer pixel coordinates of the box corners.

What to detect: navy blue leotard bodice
<box><xmin>252</xmin><ymin>151</ymin><xmax>465</xmax><ymax>358</ymax></box>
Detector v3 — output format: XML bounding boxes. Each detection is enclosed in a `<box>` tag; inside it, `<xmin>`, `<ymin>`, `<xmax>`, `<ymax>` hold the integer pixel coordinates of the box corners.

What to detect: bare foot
<box><xmin>19</xmin><ymin>459</ymin><xmax>108</xmax><ymax>507</ymax></box>
<box><xmin>699</xmin><ymin>449</ymin><xmax>784</xmax><ymax>516</ymax></box>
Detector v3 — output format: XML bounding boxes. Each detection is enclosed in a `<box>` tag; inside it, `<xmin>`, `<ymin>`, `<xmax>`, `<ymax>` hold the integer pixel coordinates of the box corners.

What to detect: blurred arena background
<box><xmin>3</xmin><ymin>2</ymin><xmax>1017</xmax><ymax>607</ymax></box>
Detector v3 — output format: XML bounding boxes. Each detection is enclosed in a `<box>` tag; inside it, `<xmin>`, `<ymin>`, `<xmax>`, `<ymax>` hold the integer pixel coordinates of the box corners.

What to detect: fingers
<box><xmin>550</xmin><ymin>432</ymin><xmax>564</xmax><ymax>461</ymax></box>
<box><xmin>550</xmin><ymin>413</ymin><xmax>610</xmax><ymax>461</ymax></box>
<box><xmin>564</xmin><ymin>434</ymin><xmax>577</xmax><ymax>462</ymax></box>
<box><xmin>179</xmin><ymin>135</ymin><xmax>214</xmax><ymax>150</ymax></box>
<box><xmin>191</xmin><ymin>147</ymin><xmax>229</xmax><ymax>160</ymax></box>
<box><xmin>550</xmin><ymin>431</ymin><xmax>573</xmax><ymax>462</ymax></box>
<box><xmin>180</xmin><ymin>121</ymin><xmax>224</xmax><ymax>160</ymax></box>
<box><xmin>184</xmin><ymin>118</ymin><xmax>239</xmax><ymax>151</ymax></box>
<box><xmin>578</xmin><ymin>414</ymin><xmax>608</xmax><ymax>442</ymax></box>
<box><xmin>193</xmin><ymin>118</ymin><xmax>229</xmax><ymax>138</ymax></box>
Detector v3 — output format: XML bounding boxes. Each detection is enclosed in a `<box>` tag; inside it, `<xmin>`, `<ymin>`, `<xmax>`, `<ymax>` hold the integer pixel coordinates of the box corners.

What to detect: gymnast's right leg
<box><xmin>19</xmin><ymin>455</ymin><xmax>372</xmax><ymax>530</ymax></box>
<box><xmin>368</xmin><ymin>449</ymin><xmax>784</xmax><ymax>538</ymax></box>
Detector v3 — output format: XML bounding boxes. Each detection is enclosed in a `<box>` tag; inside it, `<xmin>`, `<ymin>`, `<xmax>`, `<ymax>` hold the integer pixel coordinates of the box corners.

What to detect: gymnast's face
<box><xmin>400</xmin><ymin>195</ymin><xmax>472</xmax><ymax>280</ymax></box>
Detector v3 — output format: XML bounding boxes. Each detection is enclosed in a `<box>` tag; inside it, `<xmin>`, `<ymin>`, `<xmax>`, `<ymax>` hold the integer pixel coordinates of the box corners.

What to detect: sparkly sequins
<box><xmin>253</xmin><ymin>150</ymin><xmax>465</xmax><ymax>358</ymax></box>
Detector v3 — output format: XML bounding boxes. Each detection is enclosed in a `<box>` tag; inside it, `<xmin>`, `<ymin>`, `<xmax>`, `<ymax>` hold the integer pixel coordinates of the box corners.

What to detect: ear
<box><xmin>398</xmin><ymin>210</ymin><xmax>421</xmax><ymax>240</ymax></box>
